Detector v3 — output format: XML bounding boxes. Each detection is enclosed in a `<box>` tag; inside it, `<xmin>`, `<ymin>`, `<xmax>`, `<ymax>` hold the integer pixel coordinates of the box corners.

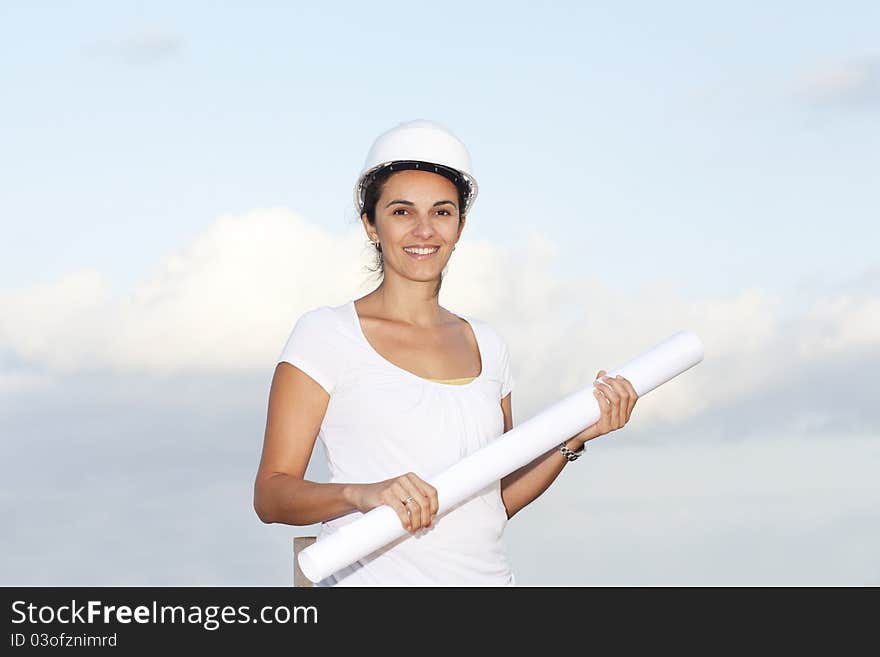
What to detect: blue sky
<box><xmin>1</xmin><ymin>2</ymin><xmax>878</xmax><ymax>586</ymax></box>
<box><xmin>2</xmin><ymin>1</ymin><xmax>877</xmax><ymax>300</ymax></box>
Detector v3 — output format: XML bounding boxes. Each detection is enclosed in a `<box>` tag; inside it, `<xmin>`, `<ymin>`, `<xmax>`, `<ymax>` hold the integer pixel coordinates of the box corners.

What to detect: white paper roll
<box><xmin>298</xmin><ymin>330</ymin><xmax>704</xmax><ymax>583</ymax></box>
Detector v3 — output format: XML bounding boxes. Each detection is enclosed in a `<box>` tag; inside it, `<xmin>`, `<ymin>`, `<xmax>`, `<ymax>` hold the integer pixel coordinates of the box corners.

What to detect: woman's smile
<box><xmin>402</xmin><ymin>246</ymin><xmax>440</xmax><ymax>260</ymax></box>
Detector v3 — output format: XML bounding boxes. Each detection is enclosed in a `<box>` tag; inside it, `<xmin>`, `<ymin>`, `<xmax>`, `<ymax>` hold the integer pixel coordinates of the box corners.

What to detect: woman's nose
<box><xmin>411</xmin><ymin>215</ymin><xmax>435</xmax><ymax>237</ymax></box>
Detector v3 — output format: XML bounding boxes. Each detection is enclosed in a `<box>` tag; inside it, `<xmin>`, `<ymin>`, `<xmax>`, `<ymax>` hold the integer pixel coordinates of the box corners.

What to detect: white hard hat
<box><xmin>353</xmin><ymin>119</ymin><xmax>478</xmax><ymax>217</ymax></box>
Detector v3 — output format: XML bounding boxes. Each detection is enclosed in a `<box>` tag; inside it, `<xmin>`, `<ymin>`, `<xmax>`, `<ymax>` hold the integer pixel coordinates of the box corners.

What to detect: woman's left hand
<box><xmin>573</xmin><ymin>370</ymin><xmax>639</xmax><ymax>444</ymax></box>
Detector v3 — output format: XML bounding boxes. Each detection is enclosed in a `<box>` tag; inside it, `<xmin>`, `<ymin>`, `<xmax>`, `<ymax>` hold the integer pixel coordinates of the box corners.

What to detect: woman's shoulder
<box><xmin>276</xmin><ymin>302</ymin><xmax>353</xmax><ymax>395</ymax></box>
<box><xmin>280</xmin><ymin>302</ymin><xmax>353</xmax><ymax>352</ymax></box>
<box><xmin>453</xmin><ymin>310</ymin><xmax>511</xmax><ymax>353</ymax></box>
<box><xmin>453</xmin><ymin>311</ymin><xmax>516</xmax><ymax>396</ymax></box>
<box><xmin>294</xmin><ymin>301</ymin><xmax>350</xmax><ymax>330</ymax></box>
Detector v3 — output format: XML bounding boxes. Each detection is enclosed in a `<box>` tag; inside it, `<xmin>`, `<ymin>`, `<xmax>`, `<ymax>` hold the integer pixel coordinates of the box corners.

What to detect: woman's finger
<box><xmin>616</xmin><ymin>376</ymin><xmax>639</xmax><ymax>422</ymax></box>
<box><xmin>402</xmin><ymin>474</ymin><xmax>433</xmax><ymax>529</ymax></box>
<box><xmin>386</xmin><ymin>484</ymin><xmax>413</xmax><ymax>532</ymax></box>
<box><xmin>592</xmin><ymin>389</ymin><xmax>605</xmax><ymax>425</ymax></box>
<box><xmin>408</xmin><ymin>476</ymin><xmax>439</xmax><ymax>523</ymax></box>
<box><xmin>593</xmin><ymin>386</ymin><xmax>610</xmax><ymax>432</ymax></box>
<box><xmin>399</xmin><ymin>488</ymin><xmax>426</xmax><ymax>531</ymax></box>
<box><xmin>391</xmin><ymin>499</ymin><xmax>412</xmax><ymax>532</ymax></box>
<box><xmin>594</xmin><ymin>380</ymin><xmax>618</xmax><ymax>403</ymax></box>
<box><xmin>595</xmin><ymin>380</ymin><xmax>620</xmax><ymax>429</ymax></box>
<box><xmin>602</xmin><ymin>375</ymin><xmax>629</xmax><ymax>427</ymax></box>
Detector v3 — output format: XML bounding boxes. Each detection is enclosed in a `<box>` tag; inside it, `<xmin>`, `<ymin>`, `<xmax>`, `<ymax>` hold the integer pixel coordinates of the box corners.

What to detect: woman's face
<box><xmin>363</xmin><ymin>169</ymin><xmax>465</xmax><ymax>282</ymax></box>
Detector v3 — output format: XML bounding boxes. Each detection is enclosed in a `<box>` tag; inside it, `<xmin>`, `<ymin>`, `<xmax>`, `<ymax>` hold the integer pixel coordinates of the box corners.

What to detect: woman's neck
<box><xmin>360</xmin><ymin>282</ymin><xmax>446</xmax><ymax>328</ymax></box>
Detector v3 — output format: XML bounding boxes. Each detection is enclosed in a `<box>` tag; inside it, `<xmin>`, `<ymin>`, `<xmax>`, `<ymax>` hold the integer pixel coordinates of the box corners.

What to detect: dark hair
<box><xmin>361</xmin><ymin>165</ymin><xmax>469</xmax><ymax>298</ymax></box>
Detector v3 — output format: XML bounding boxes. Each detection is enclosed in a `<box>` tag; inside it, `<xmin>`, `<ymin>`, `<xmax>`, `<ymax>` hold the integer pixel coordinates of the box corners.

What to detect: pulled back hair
<box><xmin>361</xmin><ymin>165</ymin><xmax>469</xmax><ymax>298</ymax></box>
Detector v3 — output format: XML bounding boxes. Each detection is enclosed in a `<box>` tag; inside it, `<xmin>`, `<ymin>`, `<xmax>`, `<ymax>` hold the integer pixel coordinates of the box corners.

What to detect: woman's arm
<box><xmin>254</xmin><ymin>363</ymin><xmax>361</xmax><ymax>525</ymax></box>
<box><xmin>499</xmin><ymin>372</ymin><xmax>638</xmax><ymax>520</ymax></box>
<box><xmin>254</xmin><ymin>363</ymin><xmax>440</xmax><ymax>533</ymax></box>
<box><xmin>498</xmin><ymin>393</ymin><xmax>586</xmax><ymax>520</ymax></box>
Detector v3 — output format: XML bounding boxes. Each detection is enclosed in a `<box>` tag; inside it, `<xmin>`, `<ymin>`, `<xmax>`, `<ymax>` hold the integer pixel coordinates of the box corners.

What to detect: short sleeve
<box><xmin>276</xmin><ymin>307</ymin><xmax>345</xmax><ymax>396</ymax></box>
<box><xmin>500</xmin><ymin>336</ymin><xmax>515</xmax><ymax>399</ymax></box>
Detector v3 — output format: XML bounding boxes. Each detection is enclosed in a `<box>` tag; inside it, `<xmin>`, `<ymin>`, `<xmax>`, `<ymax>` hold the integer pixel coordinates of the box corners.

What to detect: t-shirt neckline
<box><xmin>348</xmin><ymin>300</ymin><xmax>484</xmax><ymax>389</ymax></box>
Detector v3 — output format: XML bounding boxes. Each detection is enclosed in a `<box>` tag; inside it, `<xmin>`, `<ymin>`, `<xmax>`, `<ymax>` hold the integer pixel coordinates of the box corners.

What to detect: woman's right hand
<box><xmin>348</xmin><ymin>472</ymin><xmax>439</xmax><ymax>534</ymax></box>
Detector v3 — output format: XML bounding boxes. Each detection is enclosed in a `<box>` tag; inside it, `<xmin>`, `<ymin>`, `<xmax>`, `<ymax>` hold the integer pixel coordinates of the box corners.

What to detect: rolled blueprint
<box><xmin>298</xmin><ymin>330</ymin><xmax>704</xmax><ymax>583</ymax></box>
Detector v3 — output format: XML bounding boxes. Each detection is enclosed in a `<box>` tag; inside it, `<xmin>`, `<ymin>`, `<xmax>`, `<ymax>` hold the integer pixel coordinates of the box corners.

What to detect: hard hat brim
<box><xmin>354</xmin><ymin>159</ymin><xmax>478</xmax><ymax>217</ymax></box>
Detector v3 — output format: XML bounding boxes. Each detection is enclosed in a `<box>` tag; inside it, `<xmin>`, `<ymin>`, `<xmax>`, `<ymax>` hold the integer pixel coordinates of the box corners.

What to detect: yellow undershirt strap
<box><xmin>426</xmin><ymin>376</ymin><xmax>476</xmax><ymax>385</ymax></box>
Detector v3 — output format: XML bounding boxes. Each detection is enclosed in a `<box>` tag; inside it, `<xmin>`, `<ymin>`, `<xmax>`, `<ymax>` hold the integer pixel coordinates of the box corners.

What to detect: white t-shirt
<box><xmin>276</xmin><ymin>299</ymin><xmax>517</xmax><ymax>586</ymax></box>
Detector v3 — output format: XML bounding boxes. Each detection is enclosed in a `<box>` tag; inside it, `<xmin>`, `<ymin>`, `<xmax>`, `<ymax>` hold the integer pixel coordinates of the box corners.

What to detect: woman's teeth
<box><xmin>403</xmin><ymin>247</ymin><xmax>439</xmax><ymax>256</ymax></box>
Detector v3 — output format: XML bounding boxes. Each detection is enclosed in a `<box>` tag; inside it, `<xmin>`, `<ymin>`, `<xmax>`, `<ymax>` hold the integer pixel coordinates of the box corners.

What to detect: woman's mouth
<box><xmin>403</xmin><ymin>246</ymin><xmax>440</xmax><ymax>260</ymax></box>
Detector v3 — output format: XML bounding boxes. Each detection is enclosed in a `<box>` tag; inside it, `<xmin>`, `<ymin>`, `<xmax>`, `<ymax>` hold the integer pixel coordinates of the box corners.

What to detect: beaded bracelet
<box><xmin>559</xmin><ymin>441</ymin><xmax>585</xmax><ymax>462</ymax></box>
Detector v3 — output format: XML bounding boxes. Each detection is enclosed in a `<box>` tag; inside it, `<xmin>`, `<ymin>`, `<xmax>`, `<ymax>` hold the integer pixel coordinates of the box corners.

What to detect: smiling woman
<box><xmin>358</xmin><ymin>128</ymin><xmax>476</xmax><ymax>298</ymax></box>
<box><xmin>253</xmin><ymin>119</ymin><xmax>633</xmax><ymax>587</ymax></box>
<box><xmin>360</xmin><ymin>166</ymin><xmax>465</xmax><ymax>298</ymax></box>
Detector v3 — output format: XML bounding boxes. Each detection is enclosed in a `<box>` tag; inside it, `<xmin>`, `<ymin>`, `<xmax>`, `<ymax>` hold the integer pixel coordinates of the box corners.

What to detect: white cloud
<box><xmin>1</xmin><ymin>208</ymin><xmax>879</xmax><ymax>432</ymax></box>
<box><xmin>83</xmin><ymin>31</ymin><xmax>185</xmax><ymax>67</ymax></box>
<box><xmin>798</xmin><ymin>294</ymin><xmax>880</xmax><ymax>357</ymax></box>
<box><xmin>1</xmin><ymin>208</ymin><xmax>367</xmax><ymax>376</ymax></box>
<box><xmin>795</xmin><ymin>55</ymin><xmax>880</xmax><ymax>108</ymax></box>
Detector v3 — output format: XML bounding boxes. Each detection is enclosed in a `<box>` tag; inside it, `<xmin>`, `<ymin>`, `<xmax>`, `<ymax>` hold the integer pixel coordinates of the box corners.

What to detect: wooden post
<box><xmin>293</xmin><ymin>536</ymin><xmax>317</xmax><ymax>587</ymax></box>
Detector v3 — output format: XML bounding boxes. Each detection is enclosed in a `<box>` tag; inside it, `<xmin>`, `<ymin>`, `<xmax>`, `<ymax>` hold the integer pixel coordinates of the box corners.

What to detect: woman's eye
<box><xmin>391</xmin><ymin>208</ymin><xmax>453</xmax><ymax>216</ymax></box>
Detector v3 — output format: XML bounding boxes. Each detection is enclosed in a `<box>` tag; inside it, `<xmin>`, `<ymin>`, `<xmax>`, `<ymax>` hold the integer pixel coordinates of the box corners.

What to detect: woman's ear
<box><xmin>360</xmin><ymin>212</ymin><xmax>376</xmax><ymax>242</ymax></box>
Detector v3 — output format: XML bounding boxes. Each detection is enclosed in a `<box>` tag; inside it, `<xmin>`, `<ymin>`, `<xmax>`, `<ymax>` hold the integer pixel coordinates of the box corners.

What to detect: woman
<box><xmin>253</xmin><ymin>119</ymin><xmax>639</xmax><ymax>586</ymax></box>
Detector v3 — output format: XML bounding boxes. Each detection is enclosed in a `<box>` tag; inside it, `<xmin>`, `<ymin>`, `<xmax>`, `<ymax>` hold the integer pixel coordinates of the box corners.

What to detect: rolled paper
<box><xmin>298</xmin><ymin>330</ymin><xmax>705</xmax><ymax>583</ymax></box>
